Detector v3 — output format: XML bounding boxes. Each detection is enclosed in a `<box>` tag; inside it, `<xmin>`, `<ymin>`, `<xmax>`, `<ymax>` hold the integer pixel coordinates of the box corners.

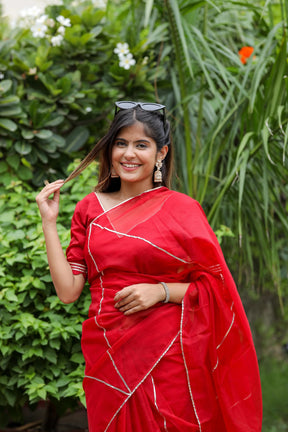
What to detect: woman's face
<box><xmin>111</xmin><ymin>121</ymin><xmax>167</xmax><ymax>191</ymax></box>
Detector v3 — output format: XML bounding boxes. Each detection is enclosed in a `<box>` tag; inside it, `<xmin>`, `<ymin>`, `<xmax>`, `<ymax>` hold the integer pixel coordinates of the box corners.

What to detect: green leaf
<box><xmin>0</xmin><ymin>79</ymin><xmax>12</xmax><ymax>93</ymax></box>
<box><xmin>65</xmin><ymin>126</ymin><xmax>89</xmax><ymax>152</ymax></box>
<box><xmin>0</xmin><ymin>95</ymin><xmax>20</xmax><ymax>106</ymax></box>
<box><xmin>35</xmin><ymin>148</ymin><xmax>49</xmax><ymax>164</ymax></box>
<box><xmin>21</xmin><ymin>129</ymin><xmax>35</xmax><ymax>140</ymax></box>
<box><xmin>5</xmin><ymin>290</ymin><xmax>18</xmax><ymax>302</ymax></box>
<box><xmin>71</xmin><ymin>352</ymin><xmax>84</xmax><ymax>364</ymax></box>
<box><xmin>0</xmin><ymin>118</ymin><xmax>17</xmax><ymax>131</ymax></box>
<box><xmin>50</xmin><ymin>134</ymin><xmax>66</xmax><ymax>148</ymax></box>
<box><xmin>6</xmin><ymin>154</ymin><xmax>20</xmax><ymax>170</ymax></box>
<box><xmin>15</xmin><ymin>141</ymin><xmax>32</xmax><ymax>155</ymax></box>
<box><xmin>0</xmin><ymin>210</ymin><xmax>15</xmax><ymax>222</ymax></box>
<box><xmin>17</xmin><ymin>165</ymin><xmax>33</xmax><ymax>180</ymax></box>
<box><xmin>36</xmin><ymin>129</ymin><xmax>53</xmax><ymax>140</ymax></box>
<box><xmin>0</xmin><ymin>161</ymin><xmax>8</xmax><ymax>173</ymax></box>
<box><xmin>45</xmin><ymin>348</ymin><xmax>57</xmax><ymax>365</ymax></box>
<box><xmin>0</xmin><ymin>105</ymin><xmax>22</xmax><ymax>117</ymax></box>
<box><xmin>44</xmin><ymin>115</ymin><xmax>64</xmax><ymax>127</ymax></box>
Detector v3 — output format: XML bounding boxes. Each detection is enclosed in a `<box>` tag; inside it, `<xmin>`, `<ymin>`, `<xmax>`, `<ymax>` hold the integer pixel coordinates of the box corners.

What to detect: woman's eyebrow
<box><xmin>115</xmin><ymin>137</ymin><xmax>151</xmax><ymax>143</ymax></box>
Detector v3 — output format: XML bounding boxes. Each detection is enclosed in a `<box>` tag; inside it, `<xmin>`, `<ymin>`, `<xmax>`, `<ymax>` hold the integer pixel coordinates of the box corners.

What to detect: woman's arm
<box><xmin>36</xmin><ymin>180</ymin><xmax>85</xmax><ymax>303</ymax></box>
<box><xmin>114</xmin><ymin>282</ymin><xmax>190</xmax><ymax>315</ymax></box>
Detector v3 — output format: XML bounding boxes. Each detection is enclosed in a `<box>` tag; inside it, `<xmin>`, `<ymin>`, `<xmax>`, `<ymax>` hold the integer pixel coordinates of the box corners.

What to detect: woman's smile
<box><xmin>111</xmin><ymin>122</ymin><xmax>159</xmax><ymax>191</ymax></box>
<box><xmin>121</xmin><ymin>162</ymin><xmax>142</xmax><ymax>170</ymax></box>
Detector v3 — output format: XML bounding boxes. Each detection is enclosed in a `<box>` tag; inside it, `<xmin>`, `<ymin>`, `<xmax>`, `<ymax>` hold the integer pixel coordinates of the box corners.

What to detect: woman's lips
<box><xmin>120</xmin><ymin>163</ymin><xmax>141</xmax><ymax>170</ymax></box>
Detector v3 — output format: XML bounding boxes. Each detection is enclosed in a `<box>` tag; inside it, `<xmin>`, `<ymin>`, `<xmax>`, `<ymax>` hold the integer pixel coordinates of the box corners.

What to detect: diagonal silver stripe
<box><xmin>216</xmin><ymin>312</ymin><xmax>235</xmax><ymax>350</ymax></box>
<box><xmin>151</xmin><ymin>375</ymin><xmax>168</xmax><ymax>431</ymax></box>
<box><xmin>92</xmin><ymin>224</ymin><xmax>191</xmax><ymax>264</ymax></box>
<box><xmin>84</xmin><ymin>375</ymin><xmax>131</xmax><ymax>396</ymax></box>
<box><xmin>108</xmin><ymin>351</ymin><xmax>131</xmax><ymax>393</ymax></box>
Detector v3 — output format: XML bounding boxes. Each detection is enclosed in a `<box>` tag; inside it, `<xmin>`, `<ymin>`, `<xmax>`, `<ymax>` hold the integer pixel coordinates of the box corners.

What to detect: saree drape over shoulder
<box><xmin>66</xmin><ymin>187</ymin><xmax>262</xmax><ymax>432</ymax></box>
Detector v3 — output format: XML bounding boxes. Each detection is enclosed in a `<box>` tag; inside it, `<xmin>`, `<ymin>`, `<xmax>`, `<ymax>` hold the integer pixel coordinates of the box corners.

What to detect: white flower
<box><xmin>0</xmin><ymin>72</ymin><xmax>4</xmax><ymax>80</ymax></box>
<box><xmin>51</xmin><ymin>34</ymin><xmax>64</xmax><ymax>47</ymax></box>
<box><xmin>57</xmin><ymin>25</ymin><xmax>66</xmax><ymax>35</ymax></box>
<box><xmin>85</xmin><ymin>107</ymin><xmax>92</xmax><ymax>112</ymax></box>
<box><xmin>28</xmin><ymin>67</ymin><xmax>37</xmax><ymax>75</ymax></box>
<box><xmin>36</xmin><ymin>14</ymin><xmax>48</xmax><ymax>24</ymax></box>
<box><xmin>31</xmin><ymin>23</ymin><xmax>48</xmax><ymax>38</ymax></box>
<box><xmin>119</xmin><ymin>53</ymin><xmax>136</xmax><ymax>70</ymax></box>
<box><xmin>114</xmin><ymin>42</ymin><xmax>129</xmax><ymax>58</ymax></box>
<box><xmin>56</xmin><ymin>15</ymin><xmax>71</xmax><ymax>27</ymax></box>
<box><xmin>20</xmin><ymin>6</ymin><xmax>42</xmax><ymax>19</ymax></box>
<box><xmin>46</xmin><ymin>18</ymin><xmax>55</xmax><ymax>28</ymax></box>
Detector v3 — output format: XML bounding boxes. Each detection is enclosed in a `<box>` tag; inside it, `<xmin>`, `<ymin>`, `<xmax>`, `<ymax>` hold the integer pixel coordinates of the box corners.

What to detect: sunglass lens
<box><xmin>116</xmin><ymin>101</ymin><xmax>137</xmax><ymax>109</ymax></box>
<box><xmin>141</xmin><ymin>103</ymin><xmax>165</xmax><ymax>111</ymax></box>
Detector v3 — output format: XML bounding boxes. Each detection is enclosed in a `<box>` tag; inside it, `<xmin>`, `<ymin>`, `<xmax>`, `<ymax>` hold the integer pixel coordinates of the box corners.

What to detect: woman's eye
<box><xmin>115</xmin><ymin>141</ymin><xmax>126</xmax><ymax>147</ymax></box>
<box><xmin>137</xmin><ymin>143</ymin><xmax>148</xmax><ymax>149</ymax></box>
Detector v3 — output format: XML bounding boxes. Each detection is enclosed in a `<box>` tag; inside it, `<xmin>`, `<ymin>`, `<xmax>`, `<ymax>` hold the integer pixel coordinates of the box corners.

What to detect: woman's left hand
<box><xmin>114</xmin><ymin>283</ymin><xmax>165</xmax><ymax>315</ymax></box>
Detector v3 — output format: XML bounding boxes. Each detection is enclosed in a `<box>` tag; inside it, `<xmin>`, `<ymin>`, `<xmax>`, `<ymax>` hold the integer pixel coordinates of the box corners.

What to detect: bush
<box><xmin>0</xmin><ymin>0</ymin><xmax>159</xmax><ymax>186</ymax></box>
<box><xmin>0</xmin><ymin>160</ymin><xmax>98</xmax><ymax>425</ymax></box>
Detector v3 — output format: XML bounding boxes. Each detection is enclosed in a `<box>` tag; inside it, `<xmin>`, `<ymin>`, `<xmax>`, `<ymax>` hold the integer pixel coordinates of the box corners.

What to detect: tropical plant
<box><xmin>132</xmin><ymin>0</ymin><xmax>288</xmax><ymax>305</ymax></box>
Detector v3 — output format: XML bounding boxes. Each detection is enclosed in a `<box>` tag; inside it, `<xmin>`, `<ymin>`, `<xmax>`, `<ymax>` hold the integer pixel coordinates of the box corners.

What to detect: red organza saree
<box><xmin>66</xmin><ymin>187</ymin><xmax>262</xmax><ymax>432</ymax></box>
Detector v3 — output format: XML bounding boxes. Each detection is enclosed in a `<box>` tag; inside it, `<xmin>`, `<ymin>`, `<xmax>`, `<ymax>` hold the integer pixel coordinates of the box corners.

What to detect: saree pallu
<box><xmin>66</xmin><ymin>187</ymin><xmax>262</xmax><ymax>431</ymax></box>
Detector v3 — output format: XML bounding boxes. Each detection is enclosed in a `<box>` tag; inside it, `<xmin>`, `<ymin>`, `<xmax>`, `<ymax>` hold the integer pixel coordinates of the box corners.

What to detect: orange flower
<box><xmin>238</xmin><ymin>46</ymin><xmax>254</xmax><ymax>64</ymax></box>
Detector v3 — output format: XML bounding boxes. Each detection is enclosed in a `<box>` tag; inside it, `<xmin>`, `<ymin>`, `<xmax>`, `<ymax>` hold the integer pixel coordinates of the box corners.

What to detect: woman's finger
<box><xmin>114</xmin><ymin>286</ymin><xmax>132</xmax><ymax>302</ymax></box>
<box><xmin>115</xmin><ymin>292</ymin><xmax>134</xmax><ymax>308</ymax></box>
<box><xmin>118</xmin><ymin>300</ymin><xmax>138</xmax><ymax>312</ymax></box>
<box><xmin>123</xmin><ymin>305</ymin><xmax>141</xmax><ymax>316</ymax></box>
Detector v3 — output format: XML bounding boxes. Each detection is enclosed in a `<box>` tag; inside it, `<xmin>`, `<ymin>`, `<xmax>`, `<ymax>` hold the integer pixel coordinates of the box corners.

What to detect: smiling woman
<box><xmin>36</xmin><ymin>101</ymin><xmax>262</xmax><ymax>431</ymax></box>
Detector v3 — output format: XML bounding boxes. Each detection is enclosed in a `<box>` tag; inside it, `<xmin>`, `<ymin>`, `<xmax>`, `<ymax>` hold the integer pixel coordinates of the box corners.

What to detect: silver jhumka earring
<box><xmin>154</xmin><ymin>160</ymin><xmax>163</xmax><ymax>183</ymax></box>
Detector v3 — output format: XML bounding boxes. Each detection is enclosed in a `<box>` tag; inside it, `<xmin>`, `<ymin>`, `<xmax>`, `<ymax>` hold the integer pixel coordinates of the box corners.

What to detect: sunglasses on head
<box><xmin>114</xmin><ymin>101</ymin><xmax>166</xmax><ymax>129</ymax></box>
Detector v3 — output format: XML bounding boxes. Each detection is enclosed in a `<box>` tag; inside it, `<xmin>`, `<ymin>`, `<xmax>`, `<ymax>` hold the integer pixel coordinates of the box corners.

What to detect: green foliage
<box><xmin>260</xmin><ymin>357</ymin><xmax>288</xmax><ymax>431</ymax></box>
<box><xmin>141</xmin><ymin>0</ymin><xmax>288</xmax><ymax>300</ymax></box>
<box><xmin>0</xmin><ymin>0</ymin><xmax>157</xmax><ymax>186</ymax></box>
<box><xmin>0</xmin><ymin>160</ymin><xmax>97</xmax><ymax>424</ymax></box>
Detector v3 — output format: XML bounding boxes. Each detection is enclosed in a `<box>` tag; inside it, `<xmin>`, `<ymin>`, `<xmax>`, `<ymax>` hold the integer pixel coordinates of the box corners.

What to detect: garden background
<box><xmin>0</xmin><ymin>0</ymin><xmax>287</xmax><ymax>430</ymax></box>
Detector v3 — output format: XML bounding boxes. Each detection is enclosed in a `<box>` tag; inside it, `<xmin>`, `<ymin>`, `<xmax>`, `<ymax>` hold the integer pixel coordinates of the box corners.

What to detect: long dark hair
<box><xmin>64</xmin><ymin>105</ymin><xmax>173</xmax><ymax>191</ymax></box>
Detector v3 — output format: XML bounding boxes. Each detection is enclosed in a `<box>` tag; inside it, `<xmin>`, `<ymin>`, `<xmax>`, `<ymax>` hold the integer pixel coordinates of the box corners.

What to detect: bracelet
<box><xmin>160</xmin><ymin>282</ymin><xmax>170</xmax><ymax>303</ymax></box>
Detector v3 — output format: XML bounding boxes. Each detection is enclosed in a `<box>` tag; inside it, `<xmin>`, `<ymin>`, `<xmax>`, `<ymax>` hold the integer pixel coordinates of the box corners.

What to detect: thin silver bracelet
<box><xmin>160</xmin><ymin>282</ymin><xmax>170</xmax><ymax>303</ymax></box>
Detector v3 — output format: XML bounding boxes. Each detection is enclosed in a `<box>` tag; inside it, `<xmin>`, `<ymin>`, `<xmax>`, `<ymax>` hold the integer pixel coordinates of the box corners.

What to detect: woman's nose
<box><xmin>124</xmin><ymin>144</ymin><xmax>136</xmax><ymax>158</ymax></box>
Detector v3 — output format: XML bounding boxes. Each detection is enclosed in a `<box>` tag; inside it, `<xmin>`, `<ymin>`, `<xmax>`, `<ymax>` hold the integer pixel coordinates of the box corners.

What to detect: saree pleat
<box><xmin>66</xmin><ymin>187</ymin><xmax>262</xmax><ymax>431</ymax></box>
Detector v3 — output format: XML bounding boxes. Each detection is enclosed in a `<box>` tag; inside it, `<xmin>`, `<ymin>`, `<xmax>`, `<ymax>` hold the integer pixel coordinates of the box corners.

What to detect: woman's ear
<box><xmin>157</xmin><ymin>145</ymin><xmax>168</xmax><ymax>161</ymax></box>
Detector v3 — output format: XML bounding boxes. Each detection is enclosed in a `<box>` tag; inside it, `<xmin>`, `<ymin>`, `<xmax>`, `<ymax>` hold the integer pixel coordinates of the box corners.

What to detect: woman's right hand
<box><xmin>36</xmin><ymin>179</ymin><xmax>65</xmax><ymax>223</ymax></box>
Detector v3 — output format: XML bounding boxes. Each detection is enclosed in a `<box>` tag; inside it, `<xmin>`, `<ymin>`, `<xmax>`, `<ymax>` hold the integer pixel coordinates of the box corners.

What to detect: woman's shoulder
<box><xmin>164</xmin><ymin>189</ymin><xmax>207</xmax><ymax>219</ymax></box>
<box><xmin>166</xmin><ymin>189</ymin><xmax>200</xmax><ymax>207</ymax></box>
<box><xmin>74</xmin><ymin>191</ymin><xmax>100</xmax><ymax>214</ymax></box>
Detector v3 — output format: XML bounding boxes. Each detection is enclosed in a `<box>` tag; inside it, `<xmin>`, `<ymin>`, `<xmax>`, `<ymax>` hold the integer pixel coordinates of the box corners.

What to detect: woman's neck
<box><xmin>117</xmin><ymin>181</ymin><xmax>155</xmax><ymax>200</ymax></box>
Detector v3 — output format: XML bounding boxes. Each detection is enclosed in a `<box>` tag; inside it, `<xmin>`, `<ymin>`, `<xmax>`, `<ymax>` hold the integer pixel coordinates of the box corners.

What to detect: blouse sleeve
<box><xmin>66</xmin><ymin>201</ymin><xmax>88</xmax><ymax>277</ymax></box>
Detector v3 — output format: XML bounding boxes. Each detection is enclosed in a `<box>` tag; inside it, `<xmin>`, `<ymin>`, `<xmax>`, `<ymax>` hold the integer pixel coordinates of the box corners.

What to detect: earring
<box><xmin>110</xmin><ymin>166</ymin><xmax>119</xmax><ymax>178</ymax></box>
<box><xmin>154</xmin><ymin>160</ymin><xmax>163</xmax><ymax>183</ymax></box>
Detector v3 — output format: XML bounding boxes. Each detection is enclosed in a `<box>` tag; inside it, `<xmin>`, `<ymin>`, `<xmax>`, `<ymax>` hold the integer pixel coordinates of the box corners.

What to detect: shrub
<box><xmin>0</xmin><ymin>160</ymin><xmax>98</xmax><ymax>425</ymax></box>
<box><xmin>0</xmin><ymin>0</ymin><xmax>158</xmax><ymax>186</ymax></box>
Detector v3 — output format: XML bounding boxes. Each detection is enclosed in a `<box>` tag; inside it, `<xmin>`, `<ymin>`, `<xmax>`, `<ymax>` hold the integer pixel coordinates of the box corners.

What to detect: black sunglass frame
<box><xmin>114</xmin><ymin>101</ymin><xmax>166</xmax><ymax>129</ymax></box>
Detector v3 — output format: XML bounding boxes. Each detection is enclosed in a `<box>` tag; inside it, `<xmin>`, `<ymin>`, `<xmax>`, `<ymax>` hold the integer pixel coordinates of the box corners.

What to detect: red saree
<box><xmin>66</xmin><ymin>187</ymin><xmax>262</xmax><ymax>432</ymax></box>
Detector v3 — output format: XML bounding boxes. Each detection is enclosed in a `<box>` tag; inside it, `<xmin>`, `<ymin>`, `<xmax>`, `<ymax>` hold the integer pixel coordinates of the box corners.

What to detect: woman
<box><xmin>36</xmin><ymin>101</ymin><xmax>262</xmax><ymax>431</ymax></box>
